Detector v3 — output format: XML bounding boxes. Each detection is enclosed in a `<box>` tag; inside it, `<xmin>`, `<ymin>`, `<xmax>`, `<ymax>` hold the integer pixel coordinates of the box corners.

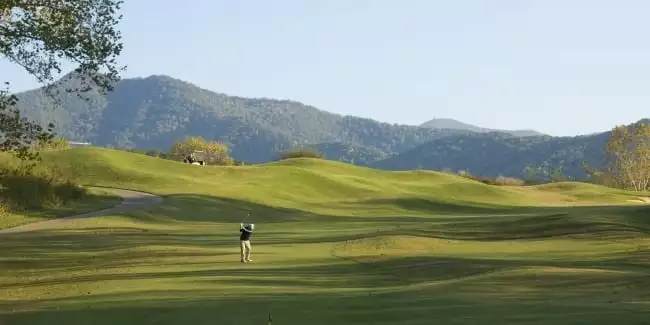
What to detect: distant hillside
<box><xmin>420</xmin><ymin>118</ymin><xmax>545</xmax><ymax>137</ymax></box>
<box><xmin>374</xmin><ymin>119</ymin><xmax>650</xmax><ymax>179</ymax></box>
<box><xmin>12</xmin><ymin>73</ymin><xmax>647</xmax><ymax>179</ymax></box>
<box><xmin>371</xmin><ymin>132</ymin><xmax>610</xmax><ymax>179</ymax></box>
<box><xmin>14</xmin><ymin>74</ymin><xmax>467</xmax><ymax>164</ymax></box>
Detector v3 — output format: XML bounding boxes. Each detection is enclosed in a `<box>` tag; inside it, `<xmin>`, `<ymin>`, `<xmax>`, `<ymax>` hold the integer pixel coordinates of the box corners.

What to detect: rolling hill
<box><xmin>2</xmin><ymin>147</ymin><xmax>650</xmax><ymax>325</ymax></box>
<box><xmin>30</xmin><ymin>147</ymin><xmax>650</xmax><ymax>215</ymax></box>
<box><xmin>12</xmin><ymin>73</ymin><xmax>648</xmax><ymax>179</ymax></box>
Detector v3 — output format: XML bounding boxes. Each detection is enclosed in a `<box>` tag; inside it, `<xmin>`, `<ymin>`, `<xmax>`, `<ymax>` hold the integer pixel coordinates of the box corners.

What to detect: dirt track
<box><xmin>0</xmin><ymin>187</ymin><xmax>163</xmax><ymax>235</ymax></box>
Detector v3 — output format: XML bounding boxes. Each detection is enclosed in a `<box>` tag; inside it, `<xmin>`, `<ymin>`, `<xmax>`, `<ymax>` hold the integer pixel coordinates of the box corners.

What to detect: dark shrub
<box><xmin>279</xmin><ymin>148</ymin><xmax>324</xmax><ymax>160</ymax></box>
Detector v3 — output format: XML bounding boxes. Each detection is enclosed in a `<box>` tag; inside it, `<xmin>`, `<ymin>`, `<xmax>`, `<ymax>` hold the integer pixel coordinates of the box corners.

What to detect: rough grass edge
<box><xmin>0</xmin><ymin>157</ymin><xmax>87</xmax><ymax>213</ymax></box>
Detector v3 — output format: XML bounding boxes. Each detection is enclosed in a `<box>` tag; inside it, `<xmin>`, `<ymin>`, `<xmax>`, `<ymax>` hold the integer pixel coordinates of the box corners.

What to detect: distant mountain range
<box><xmin>12</xmin><ymin>73</ymin><xmax>647</xmax><ymax>179</ymax></box>
<box><xmin>419</xmin><ymin>118</ymin><xmax>545</xmax><ymax>137</ymax></box>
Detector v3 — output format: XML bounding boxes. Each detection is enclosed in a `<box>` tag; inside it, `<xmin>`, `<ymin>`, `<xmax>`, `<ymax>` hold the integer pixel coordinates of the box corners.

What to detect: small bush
<box><xmin>456</xmin><ymin>170</ymin><xmax>486</xmax><ymax>183</ymax></box>
<box><xmin>233</xmin><ymin>159</ymin><xmax>247</xmax><ymax>166</ymax></box>
<box><xmin>456</xmin><ymin>170</ymin><xmax>475</xmax><ymax>179</ymax></box>
<box><xmin>455</xmin><ymin>170</ymin><xmax>524</xmax><ymax>186</ymax></box>
<box><xmin>35</xmin><ymin>137</ymin><xmax>70</xmax><ymax>151</ymax></box>
<box><xmin>491</xmin><ymin>175</ymin><xmax>525</xmax><ymax>186</ymax></box>
<box><xmin>0</xmin><ymin>198</ymin><xmax>12</xmax><ymax>217</ymax></box>
<box><xmin>144</xmin><ymin>149</ymin><xmax>170</xmax><ymax>159</ymax></box>
<box><xmin>0</xmin><ymin>163</ymin><xmax>86</xmax><ymax>211</ymax></box>
<box><xmin>279</xmin><ymin>148</ymin><xmax>323</xmax><ymax>160</ymax></box>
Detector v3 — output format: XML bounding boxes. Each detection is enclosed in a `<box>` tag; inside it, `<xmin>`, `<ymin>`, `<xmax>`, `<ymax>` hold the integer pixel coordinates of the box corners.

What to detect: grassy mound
<box><xmin>37</xmin><ymin>147</ymin><xmax>646</xmax><ymax>216</ymax></box>
<box><xmin>1</xmin><ymin>147</ymin><xmax>649</xmax><ymax>325</ymax></box>
<box><xmin>0</xmin><ymin>153</ymin><xmax>122</xmax><ymax>229</ymax></box>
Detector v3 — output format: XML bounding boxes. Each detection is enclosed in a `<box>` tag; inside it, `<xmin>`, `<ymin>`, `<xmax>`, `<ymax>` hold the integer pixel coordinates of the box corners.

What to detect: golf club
<box><xmin>241</xmin><ymin>212</ymin><xmax>251</xmax><ymax>224</ymax></box>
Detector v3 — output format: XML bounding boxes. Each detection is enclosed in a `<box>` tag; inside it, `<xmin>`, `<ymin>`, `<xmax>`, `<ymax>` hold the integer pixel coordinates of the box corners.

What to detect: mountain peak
<box><xmin>420</xmin><ymin>118</ymin><xmax>545</xmax><ymax>137</ymax></box>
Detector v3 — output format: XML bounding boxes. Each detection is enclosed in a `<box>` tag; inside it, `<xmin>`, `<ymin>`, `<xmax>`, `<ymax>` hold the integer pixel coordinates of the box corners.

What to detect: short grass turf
<box><xmin>1</xmin><ymin>147</ymin><xmax>649</xmax><ymax>325</ymax></box>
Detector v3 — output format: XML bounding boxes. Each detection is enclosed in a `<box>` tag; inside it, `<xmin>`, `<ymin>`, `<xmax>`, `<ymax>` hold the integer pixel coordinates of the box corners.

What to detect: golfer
<box><xmin>239</xmin><ymin>223</ymin><xmax>254</xmax><ymax>263</ymax></box>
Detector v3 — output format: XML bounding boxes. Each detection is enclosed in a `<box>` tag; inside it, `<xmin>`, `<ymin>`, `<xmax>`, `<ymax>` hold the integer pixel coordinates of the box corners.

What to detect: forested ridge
<box><xmin>14</xmin><ymin>74</ymin><xmax>648</xmax><ymax>179</ymax></box>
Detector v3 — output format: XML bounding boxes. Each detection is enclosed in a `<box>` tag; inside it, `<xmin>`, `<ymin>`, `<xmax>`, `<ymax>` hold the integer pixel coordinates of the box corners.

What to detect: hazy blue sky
<box><xmin>2</xmin><ymin>0</ymin><xmax>649</xmax><ymax>136</ymax></box>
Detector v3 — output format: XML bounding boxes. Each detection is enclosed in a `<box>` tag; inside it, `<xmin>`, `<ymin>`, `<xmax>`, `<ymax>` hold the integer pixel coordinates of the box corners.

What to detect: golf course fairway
<box><xmin>1</xmin><ymin>147</ymin><xmax>649</xmax><ymax>324</ymax></box>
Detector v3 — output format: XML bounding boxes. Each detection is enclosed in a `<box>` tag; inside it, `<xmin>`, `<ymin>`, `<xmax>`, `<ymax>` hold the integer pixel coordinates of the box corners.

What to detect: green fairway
<box><xmin>1</xmin><ymin>148</ymin><xmax>649</xmax><ymax>324</ymax></box>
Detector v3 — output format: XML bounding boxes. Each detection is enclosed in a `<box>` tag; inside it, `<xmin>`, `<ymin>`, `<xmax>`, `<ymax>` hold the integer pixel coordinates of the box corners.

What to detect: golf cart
<box><xmin>183</xmin><ymin>150</ymin><xmax>207</xmax><ymax>165</ymax></box>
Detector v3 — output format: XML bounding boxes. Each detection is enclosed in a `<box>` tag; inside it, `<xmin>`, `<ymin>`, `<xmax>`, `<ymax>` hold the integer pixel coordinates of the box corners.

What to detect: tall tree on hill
<box><xmin>604</xmin><ymin>123</ymin><xmax>650</xmax><ymax>191</ymax></box>
<box><xmin>0</xmin><ymin>0</ymin><xmax>124</xmax><ymax>160</ymax></box>
<box><xmin>169</xmin><ymin>136</ymin><xmax>234</xmax><ymax>166</ymax></box>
